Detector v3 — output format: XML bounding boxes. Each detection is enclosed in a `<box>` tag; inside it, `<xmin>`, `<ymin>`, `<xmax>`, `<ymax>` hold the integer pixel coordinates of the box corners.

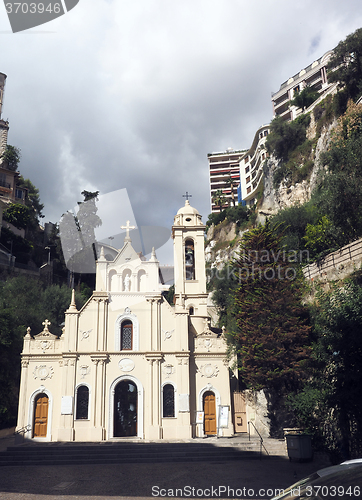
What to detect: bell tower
<box><xmin>172</xmin><ymin>199</ymin><xmax>208</xmax><ymax>321</ymax></box>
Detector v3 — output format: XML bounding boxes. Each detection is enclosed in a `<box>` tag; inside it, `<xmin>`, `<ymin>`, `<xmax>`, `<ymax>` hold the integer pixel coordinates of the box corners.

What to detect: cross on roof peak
<box><xmin>121</xmin><ymin>220</ymin><xmax>136</xmax><ymax>241</ymax></box>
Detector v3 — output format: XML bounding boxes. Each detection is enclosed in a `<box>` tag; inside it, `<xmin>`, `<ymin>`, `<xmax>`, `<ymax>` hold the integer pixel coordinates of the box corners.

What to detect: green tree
<box><xmin>162</xmin><ymin>284</ymin><xmax>175</xmax><ymax>305</ymax></box>
<box><xmin>0</xmin><ymin>145</ymin><xmax>21</xmax><ymax>171</ymax></box>
<box><xmin>0</xmin><ymin>276</ymin><xmax>87</xmax><ymax>428</ymax></box>
<box><xmin>224</xmin><ymin>175</ymin><xmax>236</xmax><ymax>207</ymax></box>
<box><xmin>17</xmin><ymin>176</ymin><xmax>44</xmax><ymax>221</ymax></box>
<box><xmin>310</xmin><ymin>279</ymin><xmax>362</xmax><ymax>459</ymax></box>
<box><xmin>315</xmin><ymin>100</ymin><xmax>362</xmax><ymax>246</ymax></box>
<box><xmin>266</xmin><ymin>115</ymin><xmax>310</xmax><ymax>163</ymax></box>
<box><xmin>211</xmin><ymin>189</ymin><xmax>227</xmax><ymax>212</ymax></box>
<box><xmin>290</xmin><ymin>86</ymin><xmax>319</xmax><ymax>111</ymax></box>
<box><xmin>229</xmin><ymin>222</ymin><xmax>312</xmax><ymax>392</ymax></box>
<box><xmin>3</xmin><ymin>203</ymin><xmax>32</xmax><ymax>229</ymax></box>
<box><xmin>303</xmin><ymin>215</ymin><xmax>336</xmax><ymax>261</ymax></box>
<box><xmin>327</xmin><ymin>27</ymin><xmax>362</xmax><ymax>101</ymax></box>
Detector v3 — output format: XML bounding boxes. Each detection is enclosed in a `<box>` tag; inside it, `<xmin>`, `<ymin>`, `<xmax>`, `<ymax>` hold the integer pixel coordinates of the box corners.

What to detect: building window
<box><xmin>245</xmin><ymin>166</ymin><xmax>249</xmax><ymax>174</ymax></box>
<box><xmin>15</xmin><ymin>188</ymin><xmax>24</xmax><ymax>200</ymax></box>
<box><xmin>76</xmin><ymin>386</ymin><xmax>89</xmax><ymax>420</ymax></box>
<box><xmin>163</xmin><ymin>384</ymin><xmax>175</xmax><ymax>417</ymax></box>
<box><xmin>247</xmin><ymin>187</ymin><xmax>251</xmax><ymax>194</ymax></box>
<box><xmin>189</xmin><ymin>307</ymin><xmax>194</xmax><ymax>315</ymax></box>
<box><xmin>121</xmin><ymin>321</ymin><xmax>133</xmax><ymax>350</ymax></box>
<box><xmin>185</xmin><ymin>239</ymin><xmax>195</xmax><ymax>280</ymax></box>
<box><xmin>246</xmin><ymin>176</ymin><xmax>250</xmax><ymax>184</ymax></box>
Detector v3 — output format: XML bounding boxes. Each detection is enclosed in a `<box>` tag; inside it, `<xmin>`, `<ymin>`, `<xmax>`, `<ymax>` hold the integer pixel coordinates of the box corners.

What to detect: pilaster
<box><xmin>145</xmin><ymin>353</ymin><xmax>163</xmax><ymax>439</ymax></box>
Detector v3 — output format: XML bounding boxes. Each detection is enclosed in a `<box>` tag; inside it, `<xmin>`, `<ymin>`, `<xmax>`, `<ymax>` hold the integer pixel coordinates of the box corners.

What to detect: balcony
<box><xmin>0</xmin><ymin>179</ymin><xmax>11</xmax><ymax>189</ymax></box>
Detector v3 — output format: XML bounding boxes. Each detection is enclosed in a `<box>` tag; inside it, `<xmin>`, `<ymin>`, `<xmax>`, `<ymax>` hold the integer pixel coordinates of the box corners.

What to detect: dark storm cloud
<box><xmin>0</xmin><ymin>0</ymin><xmax>362</xmax><ymax>263</ymax></box>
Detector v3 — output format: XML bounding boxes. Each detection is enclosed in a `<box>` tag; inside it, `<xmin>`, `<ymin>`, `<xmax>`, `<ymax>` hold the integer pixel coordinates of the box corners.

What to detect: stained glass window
<box><xmin>121</xmin><ymin>321</ymin><xmax>133</xmax><ymax>350</ymax></box>
<box><xmin>76</xmin><ymin>385</ymin><xmax>89</xmax><ymax>420</ymax></box>
<box><xmin>163</xmin><ymin>384</ymin><xmax>175</xmax><ymax>418</ymax></box>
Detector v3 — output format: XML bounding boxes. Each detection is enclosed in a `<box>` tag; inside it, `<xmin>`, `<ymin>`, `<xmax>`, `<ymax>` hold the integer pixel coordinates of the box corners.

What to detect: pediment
<box><xmin>112</xmin><ymin>241</ymin><xmax>142</xmax><ymax>268</ymax></box>
<box><xmin>34</xmin><ymin>319</ymin><xmax>57</xmax><ymax>340</ymax></box>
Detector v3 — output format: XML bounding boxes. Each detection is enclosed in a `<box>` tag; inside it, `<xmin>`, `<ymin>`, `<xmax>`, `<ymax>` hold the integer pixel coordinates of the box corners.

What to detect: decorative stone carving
<box><xmin>163</xmin><ymin>329</ymin><xmax>174</xmax><ymax>340</ymax></box>
<box><xmin>34</xmin><ymin>319</ymin><xmax>57</xmax><ymax>352</ymax></box>
<box><xmin>204</xmin><ymin>338</ymin><xmax>213</xmax><ymax>352</ymax></box>
<box><xmin>33</xmin><ymin>365</ymin><xmax>54</xmax><ymax>380</ymax></box>
<box><xmin>36</xmin><ymin>340</ymin><xmax>53</xmax><ymax>353</ymax></box>
<box><xmin>118</xmin><ymin>358</ymin><xmax>135</xmax><ymax>372</ymax></box>
<box><xmin>80</xmin><ymin>329</ymin><xmax>92</xmax><ymax>340</ymax></box>
<box><xmin>163</xmin><ymin>364</ymin><xmax>175</xmax><ymax>378</ymax></box>
<box><xmin>198</xmin><ymin>364</ymin><xmax>219</xmax><ymax>378</ymax></box>
<box><xmin>124</xmin><ymin>307</ymin><xmax>131</xmax><ymax>314</ymax></box>
<box><xmin>80</xmin><ymin>365</ymin><xmax>90</xmax><ymax>378</ymax></box>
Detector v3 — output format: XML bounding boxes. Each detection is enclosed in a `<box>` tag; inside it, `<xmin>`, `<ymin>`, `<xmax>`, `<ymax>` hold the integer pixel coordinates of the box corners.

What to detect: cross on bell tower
<box><xmin>182</xmin><ymin>192</ymin><xmax>192</xmax><ymax>202</ymax></box>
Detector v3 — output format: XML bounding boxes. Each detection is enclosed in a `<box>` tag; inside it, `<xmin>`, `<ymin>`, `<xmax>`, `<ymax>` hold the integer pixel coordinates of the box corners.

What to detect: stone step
<box><xmin>0</xmin><ymin>437</ymin><xmax>287</xmax><ymax>466</ymax></box>
<box><xmin>0</xmin><ymin>439</ymin><xmax>283</xmax><ymax>466</ymax></box>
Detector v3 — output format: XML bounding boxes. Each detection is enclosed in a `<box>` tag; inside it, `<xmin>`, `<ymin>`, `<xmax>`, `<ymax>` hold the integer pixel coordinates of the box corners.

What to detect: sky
<box><xmin>1</xmin><ymin>0</ymin><xmax>362</xmax><ymax>264</ymax></box>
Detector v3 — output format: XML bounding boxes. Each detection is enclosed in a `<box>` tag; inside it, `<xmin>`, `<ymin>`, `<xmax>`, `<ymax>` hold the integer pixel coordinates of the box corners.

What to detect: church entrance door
<box><xmin>33</xmin><ymin>394</ymin><xmax>48</xmax><ymax>437</ymax></box>
<box><xmin>203</xmin><ymin>391</ymin><xmax>216</xmax><ymax>435</ymax></box>
<box><xmin>114</xmin><ymin>380</ymin><xmax>137</xmax><ymax>437</ymax></box>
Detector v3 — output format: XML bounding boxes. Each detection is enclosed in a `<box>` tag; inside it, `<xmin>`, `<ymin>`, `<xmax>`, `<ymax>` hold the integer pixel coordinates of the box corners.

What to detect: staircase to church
<box><xmin>0</xmin><ymin>437</ymin><xmax>287</xmax><ymax>466</ymax></box>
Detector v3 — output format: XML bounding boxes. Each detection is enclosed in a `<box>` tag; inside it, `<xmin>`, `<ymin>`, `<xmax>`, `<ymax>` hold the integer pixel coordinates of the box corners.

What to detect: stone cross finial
<box><xmin>121</xmin><ymin>220</ymin><xmax>136</xmax><ymax>241</ymax></box>
<box><xmin>42</xmin><ymin>319</ymin><xmax>51</xmax><ymax>332</ymax></box>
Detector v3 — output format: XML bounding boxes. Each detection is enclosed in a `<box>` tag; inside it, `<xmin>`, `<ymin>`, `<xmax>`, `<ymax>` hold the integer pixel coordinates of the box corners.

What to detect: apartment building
<box><xmin>239</xmin><ymin>124</ymin><xmax>270</xmax><ymax>207</ymax></box>
<box><xmin>208</xmin><ymin>148</ymin><xmax>245</xmax><ymax>213</ymax></box>
<box><xmin>271</xmin><ymin>50</ymin><xmax>335</xmax><ymax>121</ymax></box>
<box><xmin>0</xmin><ymin>72</ymin><xmax>27</xmax><ymax>239</ymax></box>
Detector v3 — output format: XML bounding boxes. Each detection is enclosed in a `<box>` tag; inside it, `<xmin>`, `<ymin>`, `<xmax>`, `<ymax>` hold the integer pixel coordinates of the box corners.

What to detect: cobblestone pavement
<box><xmin>0</xmin><ymin>450</ymin><xmax>331</xmax><ymax>500</ymax></box>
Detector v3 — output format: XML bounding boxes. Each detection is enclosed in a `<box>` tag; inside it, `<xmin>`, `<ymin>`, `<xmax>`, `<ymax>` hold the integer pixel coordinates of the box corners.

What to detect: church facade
<box><xmin>16</xmin><ymin>200</ymin><xmax>236</xmax><ymax>442</ymax></box>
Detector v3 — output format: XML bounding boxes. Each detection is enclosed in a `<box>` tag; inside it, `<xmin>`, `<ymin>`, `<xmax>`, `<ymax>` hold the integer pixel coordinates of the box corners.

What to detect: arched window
<box><xmin>76</xmin><ymin>385</ymin><xmax>89</xmax><ymax>420</ymax></box>
<box><xmin>189</xmin><ymin>307</ymin><xmax>194</xmax><ymax>315</ymax></box>
<box><xmin>185</xmin><ymin>239</ymin><xmax>195</xmax><ymax>280</ymax></box>
<box><xmin>162</xmin><ymin>384</ymin><xmax>175</xmax><ymax>418</ymax></box>
<box><xmin>121</xmin><ymin>320</ymin><xmax>133</xmax><ymax>350</ymax></box>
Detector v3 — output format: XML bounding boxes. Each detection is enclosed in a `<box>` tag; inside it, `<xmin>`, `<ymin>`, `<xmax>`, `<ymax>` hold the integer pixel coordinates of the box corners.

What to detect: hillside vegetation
<box><xmin>208</xmin><ymin>27</ymin><xmax>362</xmax><ymax>461</ymax></box>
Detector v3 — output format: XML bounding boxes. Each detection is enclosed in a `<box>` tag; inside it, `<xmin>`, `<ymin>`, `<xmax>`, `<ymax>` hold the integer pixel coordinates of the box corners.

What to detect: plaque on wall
<box><xmin>178</xmin><ymin>393</ymin><xmax>190</xmax><ymax>412</ymax></box>
<box><xmin>61</xmin><ymin>396</ymin><xmax>73</xmax><ymax>415</ymax></box>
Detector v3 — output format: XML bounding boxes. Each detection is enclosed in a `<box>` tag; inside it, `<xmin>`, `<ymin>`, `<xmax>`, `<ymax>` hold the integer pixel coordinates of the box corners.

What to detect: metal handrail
<box><xmin>248</xmin><ymin>421</ymin><xmax>269</xmax><ymax>459</ymax></box>
<box><xmin>14</xmin><ymin>424</ymin><xmax>31</xmax><ymax>435</ymax></box>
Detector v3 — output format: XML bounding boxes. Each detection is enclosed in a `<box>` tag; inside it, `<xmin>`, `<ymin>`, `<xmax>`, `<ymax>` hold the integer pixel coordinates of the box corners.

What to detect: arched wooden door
<box><xmin>33</xmin><ymin>394</ymin><xmax>49</xmax><ymax>437</ymax></box>
<box><xmin>203</xmin><ymin>391</ymin><xmax>216</xmax><ymax>435</ymax></box>
<box><xmin>114</xmin><ymin>380</ymin><xmax>137</xmax><ymax>437</ymax></box>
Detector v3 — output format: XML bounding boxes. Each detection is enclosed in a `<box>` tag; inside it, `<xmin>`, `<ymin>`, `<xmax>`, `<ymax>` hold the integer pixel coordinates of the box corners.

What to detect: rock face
<box><xmin>205</xmin><ymin>120</ymin><xmax>338</xmax><ymax>270</ymax></box>
<box><xmin>257</xmin><ymin>120</ymin><xmax>337</xmax><ymax>223</ymax></box>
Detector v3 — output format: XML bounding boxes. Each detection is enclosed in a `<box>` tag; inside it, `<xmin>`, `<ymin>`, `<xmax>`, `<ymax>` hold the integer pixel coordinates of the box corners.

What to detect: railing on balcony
<box><xmin>0</xmin><ymin>179</ymin><xmax>11</xmax><ymax>189</ymax></box>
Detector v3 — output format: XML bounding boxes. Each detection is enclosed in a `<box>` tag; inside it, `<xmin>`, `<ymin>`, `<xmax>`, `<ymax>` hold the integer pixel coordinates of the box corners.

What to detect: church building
<box><xmin>16</xmin><ymin>200</ymin><xmax>236</xmax><ymax>441</ymax></box>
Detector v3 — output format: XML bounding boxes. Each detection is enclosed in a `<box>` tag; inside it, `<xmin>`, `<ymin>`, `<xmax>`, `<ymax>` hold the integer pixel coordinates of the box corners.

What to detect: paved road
<box><xmin>0</xmin><ymin>450</ymin><xmax>330</xmax><ymax>500</ymax></box>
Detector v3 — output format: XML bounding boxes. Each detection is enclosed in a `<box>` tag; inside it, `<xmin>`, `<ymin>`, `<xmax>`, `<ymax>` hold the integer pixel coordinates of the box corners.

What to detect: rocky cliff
<box><xmin>205</xmin><ymin>118</ymin><xmax>338</xmax><ymax>268</ymax></box>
